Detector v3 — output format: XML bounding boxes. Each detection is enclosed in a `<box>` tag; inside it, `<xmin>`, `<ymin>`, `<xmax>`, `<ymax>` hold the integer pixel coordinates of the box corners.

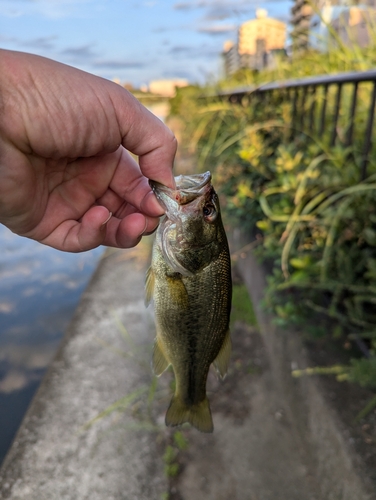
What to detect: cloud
<box><xmin>60</xmin><ymin>44</ymin><xmax>98</xmax><ymax>60</ymax></box>
<box><xmin>169</xmin><ymin>44</ymin><xmax>219</xmax><ymax>59</ymax></box>
<box><xmin>27</xmin><ymin>35</ymin><xmax>58</xmax><ymax>51</ymax></box>
<box><xmin>59</xmin><ymin>45</ymin><xmax>146</xmax><ymax>71</ymax></box>
<box><xmin>172</xmin><ymin>0</ymin><xmax>272</xmax><ymax>41</ymax></box>
<box><xmin>203</xmin><ymin>4</ymin><xmax>252</xmax><ymax>21</ymax></box>
<box><xmin>174</xmin><ymin>0</ymin><xmax>290</xmax><ymax>18</ymax></box>
<box><xmin>173</xmin><ymin>1</ymin><xmax>206</xmax><ymax>10</ymax></box>
<box><xmin>203</xmin><ymin>9</ymin><xmax>235</xmax><ymax>21</ymax></box>
<box><xmin>0</xmin><ymin>301</ymin><xmax>16</xmax><ymax>313</ymax></box>
<box><xmin>0</xmin><ymin>35</ymin><xmax>21</xmax><ymax>44</ymax></box>
<box><xmin>0</xmin><ymin>344</ymin><xmax>56</xmax><ymax>369</ymax></box>
<box><xmin>34</xmin><ymin>0</ymin><xmax>92</xmax><ymax>19</ymax></box>
<box><xmin>152</xmin><ymin>26</ymin><xmax>170</xmax><ymax>34</ymax></box>
<box><xmin>169</xmin><ymin>45</ymin><xmax>194</xmax><ymax>55</ymax></box>
<box><xmin>202</xmin><ymin>6</ymin><xmax>250</xmax><ymax>21</ymax></box>
<box><xmin>0</xmin><ymin>343</ymin><xmax>57</xmax><ymax>393</ymax></box>
<box><xmin>92</xmin><ymin>60</ymin><xmax>146</xmax><ymax>70</ymax></box>
<box><xmin>0</xmin><ymin>370</ymin><xmax>29</xmax><ymax>393</ymax></box>
<box><xmin>197</xmin><ymin>24</ymin><xmax>237</xmax><ymax>35</ymax></box>
<box><xmin>173</xmin><ymin>0</ymin><xmax>251</xmax><ymax>11</ymax></box>
<box><xmin>21</xmin><ymin>287</ymin><xmax>38</xmax><ymax>298</ymax></box>
<box><xmin>0</xmin><ymin>1</ymin><xmax>28</xmax><ymax>18</ymax></box>
<box><xmin>0</xmin><ymin>263</ymin><xmax>34</xmax><ymax>280</ymax></box>
<box><xmin>0</xmin><ymin>0</ymin><xmax>93</xmax><ymax>19</ymax></box>
<box><xmin>0</xmin><ymin>35</ymin><xmax>58</xmax><ymax>52</ymax></box>
<box><xmin>169</xmin><ymin>45</ymin><xmax>219</xmax><ymax>64</ymax></box>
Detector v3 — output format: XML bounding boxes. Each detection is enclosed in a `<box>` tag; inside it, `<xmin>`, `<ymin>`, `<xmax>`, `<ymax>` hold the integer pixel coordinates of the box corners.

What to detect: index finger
<box><xmin>112</xmin><ymin>87</ymin><xmax>177</xmax><ymax>189</ymax></box>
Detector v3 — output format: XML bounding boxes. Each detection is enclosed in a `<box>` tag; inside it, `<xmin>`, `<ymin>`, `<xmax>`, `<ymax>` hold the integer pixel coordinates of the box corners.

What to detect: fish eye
<box><xmin>203</xmin><ymin>204</ymin><xmax>216</xmax><ymax>220</ymax></box>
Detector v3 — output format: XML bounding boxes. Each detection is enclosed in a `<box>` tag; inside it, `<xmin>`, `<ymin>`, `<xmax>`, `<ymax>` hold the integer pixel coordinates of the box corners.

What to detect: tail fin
<box><xmin>165</xmin><ymin>395</ymin><xmax>213</xmax><ymax>433</ymax></box>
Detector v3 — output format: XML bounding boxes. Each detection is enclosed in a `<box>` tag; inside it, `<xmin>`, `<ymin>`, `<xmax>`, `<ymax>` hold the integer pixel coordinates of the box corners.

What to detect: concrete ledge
<box><xmin>232</xmin><ymin>229</ymin><xmax>375</xmax><ymax>500</ymax></box>
<box><xmin>0</xmin><ymin>248</ymin><xmax>167</xmax><ymax>500</ymax></box>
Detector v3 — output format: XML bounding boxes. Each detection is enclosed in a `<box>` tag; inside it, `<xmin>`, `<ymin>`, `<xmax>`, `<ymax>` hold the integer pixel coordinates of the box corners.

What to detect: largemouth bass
<box><xmin>145</xmin><ymin>171</ymin><xmax>232</xmax><ymax>433</ymax></box>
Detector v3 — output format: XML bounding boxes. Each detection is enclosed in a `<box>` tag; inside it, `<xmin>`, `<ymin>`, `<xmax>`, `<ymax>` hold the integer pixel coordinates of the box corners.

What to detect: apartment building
<box><xmin>290</xmin><ymin>0</ymin><xmax>320</xmax><ymax>52</ymax></box>
<box><xmin>291</xmin><ymin>0</ymin><xmax>376</xmax><ymax>53</ymax></box>
<box><xmin>222</xmin><ymin>9</ymin><xmax>287</xmax><ymax>75</ymax></box>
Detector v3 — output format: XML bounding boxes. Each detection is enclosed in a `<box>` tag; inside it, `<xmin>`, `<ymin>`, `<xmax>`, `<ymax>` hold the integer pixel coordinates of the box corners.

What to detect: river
<box><xmin>0</xmin><ymin>225</ymin><xmax>103</xmax><ymax>465</ymax></box>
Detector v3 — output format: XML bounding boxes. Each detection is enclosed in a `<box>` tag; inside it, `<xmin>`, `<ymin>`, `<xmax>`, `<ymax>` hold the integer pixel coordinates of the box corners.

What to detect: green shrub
<box><xmin>170</xmin><ymin>38</ymin><xmax>376</xmax><ymax>387</ymax></box>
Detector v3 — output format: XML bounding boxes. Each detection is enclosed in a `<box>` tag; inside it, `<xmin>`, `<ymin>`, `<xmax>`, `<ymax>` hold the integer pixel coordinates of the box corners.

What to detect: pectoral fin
<box><xmin>166</xmin><ymin>275</ymin><xmax>189</xmax><ymax>308</ymax></box>
<box><xmin>145</xmin><ymin>266</ymin><xmax>155</xmax><ymax>307</ymax></box>
<box><xmin>213</xmin><ymin>329</ymin><xmax>231</xmax><ymax>379</ymax></box>
<box><xmin>152</xmin><ymin>338</ymin><xmax>170</xmax><ymax>376</ymax></box>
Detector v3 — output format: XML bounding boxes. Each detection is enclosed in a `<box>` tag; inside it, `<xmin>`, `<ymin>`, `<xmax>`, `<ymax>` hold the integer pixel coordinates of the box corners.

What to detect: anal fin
<box><xmin>152</xmin><ymin>338</ymin><xmax>170</xmax><ymax>376</ymax></box>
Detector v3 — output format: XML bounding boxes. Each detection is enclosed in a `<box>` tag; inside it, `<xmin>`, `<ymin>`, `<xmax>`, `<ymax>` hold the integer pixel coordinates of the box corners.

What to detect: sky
<box><xmin>0</xmin><ymin>0</ymin><xmax>293</xmax><ymax>87</ymax></box>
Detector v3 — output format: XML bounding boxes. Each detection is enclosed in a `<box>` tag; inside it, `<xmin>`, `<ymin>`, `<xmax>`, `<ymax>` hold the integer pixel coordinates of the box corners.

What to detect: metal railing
<box><xmin>219</xmin><ymin>70</ymin><xmax>376</xmax><ymax>180</ymax></box>
<box><xmin>218</xmin><ymin>71</ymin><xmax>376</xmax><ymax>359</ymax></box>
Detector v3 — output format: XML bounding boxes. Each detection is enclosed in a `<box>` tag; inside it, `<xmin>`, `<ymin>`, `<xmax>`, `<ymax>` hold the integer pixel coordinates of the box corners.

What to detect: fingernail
<box><xmin>141</xmin><ymin>217</ymin><xmax>148</xmax><ymax>236</ymax></box>
<box><xmin>101</xmin><ymin>212</ymin><xmax>112</xmax><ymax>226</ymax></box>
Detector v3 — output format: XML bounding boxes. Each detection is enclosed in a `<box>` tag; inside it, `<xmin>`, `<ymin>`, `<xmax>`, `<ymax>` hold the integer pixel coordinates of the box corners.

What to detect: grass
<box><xmin>231</xmin><ymin>283</ymin><xmax>257</xmax><ymax>327</ymax></box>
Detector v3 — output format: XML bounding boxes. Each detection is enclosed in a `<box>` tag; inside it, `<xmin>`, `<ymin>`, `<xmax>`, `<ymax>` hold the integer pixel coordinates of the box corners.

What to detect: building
<box><xmin>222</xmin><ymin>10</ymin><xmax>287</xmax><ymax>75</ymax></box>
<box><xmin>222</xmin><ymin>40</ymin><xmax>240</xmax><ymax>76</ymax></box>
<box><xmin>147</xmin><ymin>79</ymin><xmax>189</xmax><ymax>97</ymax></box>
<box><xmin>238</xmin><ymin>9</ymin><xmax>286</xmax><ymax>65</ymax></box>
<box><xmin>291</xmin><ymin>0</ymin><xmax>376</xmax><ymax>53</ymax></box>
<box><xmin>290</xmin><ymin>0</ymin><xmax>320</xmax><ymax>52</ymax></box>
<box><xmin>327</xmin><ymin>5</ymin><xmax>376</xmax><ymax>49</ymax></box>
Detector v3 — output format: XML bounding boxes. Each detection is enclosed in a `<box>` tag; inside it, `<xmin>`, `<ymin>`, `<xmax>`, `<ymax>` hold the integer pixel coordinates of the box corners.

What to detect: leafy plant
<box><xmin>162</xmin><ymin>431</ymin><xmax>189</xmax><ymax>480</ymax></box>
<box><xmin>163</xmin><ymin>445</ymin><xmax>180</xmax><ymax>478</ymax></box>
<box><xmin>170</xmin><ymin>32</ymin><xmax>376</xmax><ymax>388</ymax></box>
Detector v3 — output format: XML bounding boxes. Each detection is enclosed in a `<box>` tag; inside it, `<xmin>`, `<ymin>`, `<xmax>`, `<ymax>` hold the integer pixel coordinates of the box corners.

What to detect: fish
<box><xmin>145</xmin><ymin>171</ymin><xmax>232</xmax><ymax>433</ymax></box>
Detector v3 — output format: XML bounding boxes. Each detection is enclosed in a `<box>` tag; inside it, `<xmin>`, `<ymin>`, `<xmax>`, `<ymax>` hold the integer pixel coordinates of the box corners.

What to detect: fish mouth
<box><xmin>174</xmin><ymin>171</ymin><xmax>211</xmax><ymax>191</ymax></box>
<box><xmin>149</xmin><ymin>171</ymin><xmax>212</xmax><ymax>214</ymax></box>
<box><xmin>150</xmin><ymin>172</ymin><xmax>213</xmax><ymax>277</ymax></box>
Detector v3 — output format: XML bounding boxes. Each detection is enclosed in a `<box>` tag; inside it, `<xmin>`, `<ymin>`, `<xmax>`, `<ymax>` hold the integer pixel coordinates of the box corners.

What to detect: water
<box><xmin>0</xmin><ymin>225</ymin><xmax>103</xmax><ymax>465</ymax></box>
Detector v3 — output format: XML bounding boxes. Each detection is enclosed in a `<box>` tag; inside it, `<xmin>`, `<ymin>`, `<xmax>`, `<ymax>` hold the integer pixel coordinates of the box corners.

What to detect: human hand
<box><xmin>0</xmin><ymin>49</ymin><xmax>177</xmax><ymax>252</ymax></box>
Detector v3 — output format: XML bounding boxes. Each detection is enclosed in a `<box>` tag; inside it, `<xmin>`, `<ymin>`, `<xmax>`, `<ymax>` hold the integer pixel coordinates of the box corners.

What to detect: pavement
<box><xmin>0</xmin><ymin>236</ymin><xmax>373</xmax><ymax>499</ymax></box>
